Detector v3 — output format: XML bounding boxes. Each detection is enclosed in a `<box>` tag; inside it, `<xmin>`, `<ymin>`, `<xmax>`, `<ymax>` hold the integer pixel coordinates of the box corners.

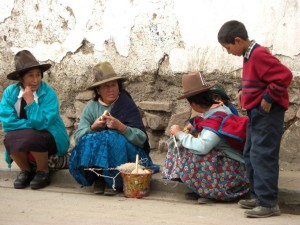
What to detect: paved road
<box><xmin>0</xmin><ymin>183</ymin><xmax>300</xmax><ymax>225</ymax></box>
<box><xmin>1</xmin><ymin>142</ymin><xmax>300</xmax><ymax>224</ymax></box>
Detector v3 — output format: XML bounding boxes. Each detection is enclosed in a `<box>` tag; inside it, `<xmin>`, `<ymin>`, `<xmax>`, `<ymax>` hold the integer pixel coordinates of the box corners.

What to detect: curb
<box><xmin>1</xmin><ymin>169</ymin><xmax>299</xmax><ymax>215</ymax></box>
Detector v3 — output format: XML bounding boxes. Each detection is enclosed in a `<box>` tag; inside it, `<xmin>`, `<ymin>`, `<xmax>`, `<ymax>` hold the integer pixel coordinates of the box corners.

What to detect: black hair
<box><xmin>92</xmin><ymin>79</ymin><xmax>130</xmax><ymax>101</ymax></box>
<box><xmin>211</xmin><ymin>92</ymin><xmax>230</xmax><ymax>106</ymax></box>
<box><xmin>217</xmin><ymin>20</ymin><xmax>248</xmax><ymax>44</ymax></box>
<box><xmin>186</xmin><ymin>91</ymin><xmax>218</xmax><ymax>107</ymax></box>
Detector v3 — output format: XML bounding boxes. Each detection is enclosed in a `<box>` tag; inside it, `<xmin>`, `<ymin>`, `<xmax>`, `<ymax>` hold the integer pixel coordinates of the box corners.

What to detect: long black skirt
<box><xmin>4</xmin><ymin>129</ymin><xmax>57</xmax><ymax>155</ymax></box>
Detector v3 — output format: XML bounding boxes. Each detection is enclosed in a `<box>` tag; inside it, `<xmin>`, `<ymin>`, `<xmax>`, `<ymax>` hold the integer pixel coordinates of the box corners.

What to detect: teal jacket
<box><xmin>0</xmin><ymin>81</ymin><xmax>70</xmax><ymax>167</ymax></box>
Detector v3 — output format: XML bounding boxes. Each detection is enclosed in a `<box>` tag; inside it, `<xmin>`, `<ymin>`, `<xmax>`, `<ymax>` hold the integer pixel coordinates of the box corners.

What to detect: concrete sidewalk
<box><xmin>0</xmin><ymin>149</ymin><xmax>299</xmax><ymax>215</ymax></box>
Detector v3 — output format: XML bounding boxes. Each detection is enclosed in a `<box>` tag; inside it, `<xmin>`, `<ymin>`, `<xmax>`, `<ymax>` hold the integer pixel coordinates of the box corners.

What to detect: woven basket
<box><xmin>121</xmin><ymin>170</ymin><xmax>153</xmax><ymax>198</ymax></box>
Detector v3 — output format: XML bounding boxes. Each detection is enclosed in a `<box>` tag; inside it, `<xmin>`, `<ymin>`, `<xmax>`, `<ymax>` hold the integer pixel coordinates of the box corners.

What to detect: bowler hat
<box><xmin>177</xmin><ymin>72</ymin><xmax>215</xmax><ymax>100</ymax></box>
<box><xmin>7</xmin><ymin>50</ymin><xmax>51</xmax><ymax>80</ymax></box>
<box><xmin>88</xmin><ymin>62</ymin><xmax>126</xmax><ymax>90</ymax></box>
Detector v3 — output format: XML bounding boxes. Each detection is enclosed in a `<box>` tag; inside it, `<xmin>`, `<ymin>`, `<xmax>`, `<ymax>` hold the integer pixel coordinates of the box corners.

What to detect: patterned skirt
<box><xmin>162</xmin><ymin>140</ymin><xmax>249</xmax><ymax>201</ymax></box>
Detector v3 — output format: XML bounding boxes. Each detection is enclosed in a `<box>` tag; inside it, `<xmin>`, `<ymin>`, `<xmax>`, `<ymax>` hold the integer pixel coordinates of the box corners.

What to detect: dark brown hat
<box><xmin>7</xmin><ymin>50</ymin><xmax>51</xmax><ymax>80</ymax></box>
<box><xmin>177</xmin><ymin>72</ymin><xmax>215</xmax><ymax>100</ymax></box>
<box><xmin>87</xmin><ymin>62</ymin><xmax>126</xmax><ymax>90</ymax></box>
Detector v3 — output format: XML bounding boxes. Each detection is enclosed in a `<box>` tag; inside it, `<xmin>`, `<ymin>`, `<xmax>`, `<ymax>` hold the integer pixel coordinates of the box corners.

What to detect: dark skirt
<box><xmin>4</xmin><ymin>129</ymin><xmax>57</xmax><ymax>155</ymax></box>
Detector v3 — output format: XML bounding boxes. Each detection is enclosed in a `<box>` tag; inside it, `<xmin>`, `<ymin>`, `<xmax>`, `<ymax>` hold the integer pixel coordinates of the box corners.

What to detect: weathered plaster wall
<box><xmin>1</xmin><ymin>0</ymin><xmax>300</xmax><ymax>75</ymax></box>
<box><xmin>0</xmin><ymin>0</ymin><xmax>300</xmax><ymax>170</ymax></box>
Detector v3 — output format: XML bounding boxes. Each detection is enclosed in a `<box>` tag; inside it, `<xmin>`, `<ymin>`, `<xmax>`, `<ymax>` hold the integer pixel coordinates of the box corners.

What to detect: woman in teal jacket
<box><xmin>0</xmin><ymin>50</ymin><xmax>69</xmax><ymax>189</ymax></box>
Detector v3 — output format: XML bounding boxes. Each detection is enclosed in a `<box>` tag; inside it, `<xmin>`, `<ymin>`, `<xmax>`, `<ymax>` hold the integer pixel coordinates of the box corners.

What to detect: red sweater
<box><xmin>242</xmin><ymin>45</ymin><xmax>292</xmax><ymax>110</ymax></box>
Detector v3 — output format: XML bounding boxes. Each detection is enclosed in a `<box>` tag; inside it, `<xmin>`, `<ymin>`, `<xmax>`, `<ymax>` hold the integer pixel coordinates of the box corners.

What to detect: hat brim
<box><xmin>177</xmin><ymin>82</ymin><xmax>216</xmax><ymax>100</ymax></box>
<box><xmin>7</xmin><ymin>64</ymin><xmax>51</xmax><ymax>80</ymax></box>
<box><xmin>87</xmin><ymin>76</ymin><xmax>127</xmax><ymax>90</ymax></box>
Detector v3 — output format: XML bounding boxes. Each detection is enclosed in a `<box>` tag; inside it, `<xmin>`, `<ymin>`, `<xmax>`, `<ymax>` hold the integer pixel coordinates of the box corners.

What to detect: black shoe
<box><xmin>197</xmin><ymin>197</ymin><xmax>216</xmax><ymax>204</ymax></box>
<box><xmin>94</xmin><ymin>177</ymin><xmax>105</xmax><ymax>194</ymax></box>
<box><xmin>30</xmin><ymin>171</ymin><xmax>51</xmax><ymax>189</ymax></box>
<box><xmin>104</xmin><ymin>185</ymin><xmax>119</xmax><ymax>196</ymax></box>
<box><xmin>14</xmin><ymin>171</ymin><xmax>35</xmax><ymax>189</ymax></box>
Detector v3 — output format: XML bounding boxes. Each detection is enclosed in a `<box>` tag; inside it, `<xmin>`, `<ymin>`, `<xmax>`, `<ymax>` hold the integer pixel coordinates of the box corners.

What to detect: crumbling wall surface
<box><xmin>0</xmin><ymin>0</ymin><xmax>299</xmax><ymax>170</ymax></box>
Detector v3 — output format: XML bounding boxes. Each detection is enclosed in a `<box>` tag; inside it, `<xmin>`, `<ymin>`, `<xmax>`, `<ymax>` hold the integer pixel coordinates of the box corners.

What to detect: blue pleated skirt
<box><xmin>69</xmin><ymin>130</ymin><xmax>153</xmax><ymax>189</ymax></box>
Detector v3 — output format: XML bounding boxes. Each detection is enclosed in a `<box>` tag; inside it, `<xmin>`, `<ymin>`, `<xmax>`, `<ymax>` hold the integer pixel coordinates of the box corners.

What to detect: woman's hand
<box><xmin>183</xmin><ymin>123</ymin><xmax>193</xmax><ymax>133</ymax></box>
<box><xmin>103</xmin><ymin>115</ymin><xmax>127</xmax><ymax>132</ymax></box>
<box><xmin>91</xmin><ymin>110</ymin><xmax>112</xmax><ymax>131</ymax></box>
<box><xmin>170</xmin><ymin>125</ymin><xmax>181</xmax><ymax>136</ymax></box>
<box><xmin>90</xmin><ymin>119</ymin><xmax>106</xmax><ymax>131</ymax></box>
<box><xmin>22</xmin><ymin>86</ymin><xmax>34</xmax><ymax>104</ymax></box>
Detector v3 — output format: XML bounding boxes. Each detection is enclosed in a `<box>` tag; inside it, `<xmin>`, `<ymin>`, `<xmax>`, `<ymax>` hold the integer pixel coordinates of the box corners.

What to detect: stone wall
<box><xmin>0</xmin><ymin>0</ymin><xmax>300</xmax><ymax>170</ymax></box>
<box><xmin>71</xmin><ymin>72</ymin><xmax>300</xmax><ymax>172</ymax></box>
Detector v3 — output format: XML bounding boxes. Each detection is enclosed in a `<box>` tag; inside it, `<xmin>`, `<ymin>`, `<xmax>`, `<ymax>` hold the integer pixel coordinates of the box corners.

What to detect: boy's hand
<box><xmin>237</xmin><ymin>90</ymin><xmax>242</xmax><ymax>109</ymax></box>
<box><xmin>261</xmin><ymin>99</ymin><xmax>272</xmax><ymax>112</ymax></box>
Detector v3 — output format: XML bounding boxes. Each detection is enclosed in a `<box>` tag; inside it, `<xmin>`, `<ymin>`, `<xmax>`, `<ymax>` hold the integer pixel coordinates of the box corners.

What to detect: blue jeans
<box><xmin>244</xmin><ymin>103</ymin><xmax>285</xmax><ymax>207</ymax></box>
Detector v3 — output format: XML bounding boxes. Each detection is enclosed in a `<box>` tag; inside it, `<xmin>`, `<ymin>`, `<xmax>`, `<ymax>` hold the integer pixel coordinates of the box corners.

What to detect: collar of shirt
<box><xmin>202</xmin><ymin>105</ymin><xmax>232</xmax><ymax>119</ymax></box>
<box><xmin>98</xmin><ymin>96</ymin><xmax>119</xmax><ymax>106</ymax></box>
<box><xmin>243</xmin><ymin>40</ymin><xmax>256</xmax><ymax>60</ymax></box>
<box><xmin>17</xmin><ymin>87</ymin><xmax>38</xmax><ymax>102</ymax></box>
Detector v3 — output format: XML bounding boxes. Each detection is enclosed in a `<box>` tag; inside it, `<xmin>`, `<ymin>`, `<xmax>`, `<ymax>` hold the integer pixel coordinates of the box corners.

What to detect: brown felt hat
<box><xmin>88</xmin><ymin>62</ymin><xmax>126</xmax><ymax>90</ymax></box>
<box><xmin>177</xmin><ymin>72</ymin><xmax>216</xmax><ymax>100</ymax></box>
<box><xmin>7</xmin><ymin>50</ymin><xmax>51</xmax><ymax>80</ymax></box>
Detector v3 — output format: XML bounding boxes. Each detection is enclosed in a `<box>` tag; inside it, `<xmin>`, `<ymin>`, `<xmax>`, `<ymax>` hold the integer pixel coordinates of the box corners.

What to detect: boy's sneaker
<box><xmin>244</xmin><ymin>205</ymin><xmax>281</xmax><ymax>218</ymax></box>
<box><xmin>238</xmin><ymin>199</ymin><xmax>257</xmax><ymax>209</ymax></box>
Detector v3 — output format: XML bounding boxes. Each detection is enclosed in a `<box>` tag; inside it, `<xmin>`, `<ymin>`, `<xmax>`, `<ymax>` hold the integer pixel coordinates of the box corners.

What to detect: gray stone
<box><xmin>280</xmin><ymin>120</ymin><xmax>300</xmax><ymax>171</ymax></box>
<box><xmin>144</xmin><ymin>112</ymin><xmax>168</xmax><ymax>130</ymax></box>
<box><xmin>66</xmin><ymin>128</ymin><xmax>72</xmax><ymax>137</ymax></box>
<box><xmin>75</xmin><ymin>91</ymin><xmax>94</xmax><ymax>101</ymax></box>
<box><xmin>165</xmin><ymin>110</ymin><xmax>191</xmax><ymax>136</ymax></box>
<box><xmin>69</xmin><ymin>136</ymin><xmax>75</xmax><ymax>152</ymax></box>
<box><xmin>142</xmin><ymin>117</ymin><xmax>147</xmax><ymax>127</ymax></box>
<box><xmin>74</xmin><ymin>101</ymin><xmax>86</xmax><ymax>120</ymax></box>
<box><xmin>64</xmin><ymin>108</ymin><xmax>77</xmax><ymax>119</ymax></box>
<box><xmin>296</xmin><ymin>108</ymin><xmax>300</xmax><ymax>119</ymax></box>
<box><xmin>61</xmin><ymin>115</ymin><xmax>74</xmax><ymax>128</ymax></box>
<box><xmin>147</xmin><ymin>131</ymin><xmax>158</xmax><ymax>149</ymax></box>
<box><xmin>137</xmin><ymin>101</ymin><xmax>172</xmax><ymax>112</ymax></box>
<box><xmin>285</xmin><ymin>107</ymin><xmax>296</xmax><ymax>123</ymax></box>
<box><xmin>289</xmin><ymin>89</ymin><xmax>300</xmax><ymax>105</ymax></box>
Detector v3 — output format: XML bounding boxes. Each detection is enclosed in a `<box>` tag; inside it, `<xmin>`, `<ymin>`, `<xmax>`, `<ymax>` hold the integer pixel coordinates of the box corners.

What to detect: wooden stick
<box><xmin>135</xmin><ymin>154</ymin><xmax>139</xmax><ymax>171</ymax></box>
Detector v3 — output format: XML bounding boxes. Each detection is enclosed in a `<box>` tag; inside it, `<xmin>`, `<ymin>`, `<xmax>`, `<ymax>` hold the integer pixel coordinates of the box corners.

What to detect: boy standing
<box><xmin>217</xmin><ymin>20</ymin><xmax>293</xmax><ymax>218</ymax></box>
